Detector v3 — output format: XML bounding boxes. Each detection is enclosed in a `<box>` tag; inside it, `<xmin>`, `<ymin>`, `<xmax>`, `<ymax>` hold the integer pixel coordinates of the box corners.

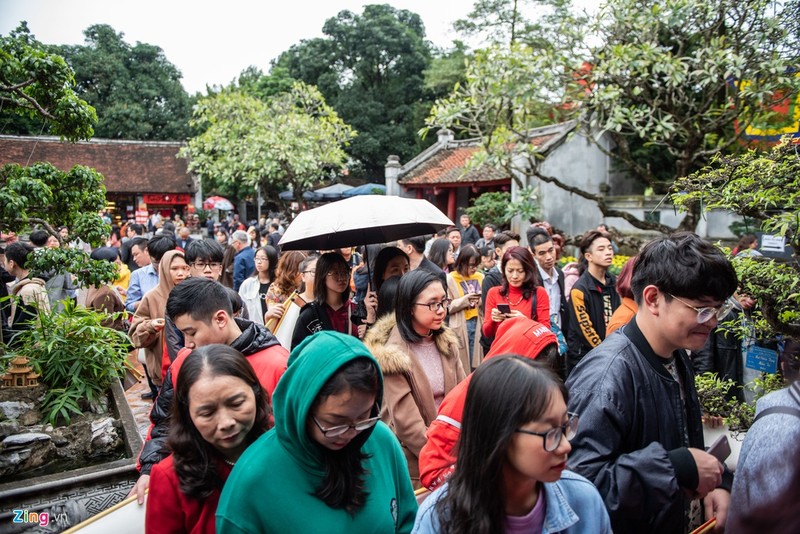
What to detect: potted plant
<box><xmin>695</xmin><ymin>371</ymin><xmax>784</xmax><ymax>469</ymax></box>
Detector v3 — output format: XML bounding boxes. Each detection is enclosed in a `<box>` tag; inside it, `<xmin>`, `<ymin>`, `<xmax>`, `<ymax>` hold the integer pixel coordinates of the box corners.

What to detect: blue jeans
<box><xmin>465</xmin><ymin>317</ymin><xmax>477</xmax><ymax>363</ymax></box>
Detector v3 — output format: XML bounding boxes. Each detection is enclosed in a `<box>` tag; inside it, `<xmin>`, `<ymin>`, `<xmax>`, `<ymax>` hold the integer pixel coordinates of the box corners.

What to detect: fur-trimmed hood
<box><xmin>364</xmin><ymin>313</ymin><xmax>460</xmax><ymax>375</ymax></box>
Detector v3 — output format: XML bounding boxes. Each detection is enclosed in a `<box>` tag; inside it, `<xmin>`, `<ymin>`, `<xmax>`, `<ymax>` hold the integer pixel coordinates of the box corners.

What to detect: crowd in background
<box><xmin>1</xmin><ymin>209</ymin><xmax>797</xmax><ymax>534</ymax></box>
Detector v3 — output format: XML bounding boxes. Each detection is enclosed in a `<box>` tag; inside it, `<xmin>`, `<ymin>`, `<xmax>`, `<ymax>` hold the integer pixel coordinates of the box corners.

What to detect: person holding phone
<box><xmin>446</xmin><ymin>245</ymin><xmax>484</xmax><ymax>371</ymax></box>
<box><xmin>482</xmin><ymin>247</ymin><xmax>550</xmax><ymax>350</ymax></box>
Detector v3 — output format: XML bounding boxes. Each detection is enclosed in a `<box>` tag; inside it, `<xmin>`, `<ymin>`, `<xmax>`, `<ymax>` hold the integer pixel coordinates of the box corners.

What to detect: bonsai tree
<box><xmin>695</xmin><ymin>371</ymin><xmax>786</xmax><ymax>434</ymax></box>
<box><xmin>674</xmin><ymin>137</ymin><xmax>800</xmax><ymax>341</ymax></box>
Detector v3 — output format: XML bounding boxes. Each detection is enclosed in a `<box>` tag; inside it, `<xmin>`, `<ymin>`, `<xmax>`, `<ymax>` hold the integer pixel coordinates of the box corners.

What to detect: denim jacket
<box><xmin>412</xmin><ymin>471</ymin><xmax>611</xmax><ymax>533</ymax></box>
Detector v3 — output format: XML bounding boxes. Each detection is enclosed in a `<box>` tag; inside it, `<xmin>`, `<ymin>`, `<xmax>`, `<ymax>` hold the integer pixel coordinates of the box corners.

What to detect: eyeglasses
<box><xmin>515</xmin><ymin>413</ymin><xmax>579</xmax><ymax>452</ymax></box>
<box><xmin>326</xmin><ymin>271</ymin><xmax>350</xmax><ymax>281</ymax></box>
<box><xmin>311</xmin><ymin>409</ymin><xmax>380</xmax><ymax>438</ymax></box>
<box><xmin>667</xmin><ymin>293</ymin><xmax>736</xmax><ymax>324</ymax></box>
<box><xmin>191</xmin><ymin>261</ymin><xmax>222</xmax><ymax>270</ymax></box>
<box><xmin>414</xmin><ymin>299</ymin><xmax>452</xmax><ymax>312</ymax></box>
<box><xmin>254</xmin><ymin>257</ymin><xmax>269</xmax><ymax>263</ymax></box>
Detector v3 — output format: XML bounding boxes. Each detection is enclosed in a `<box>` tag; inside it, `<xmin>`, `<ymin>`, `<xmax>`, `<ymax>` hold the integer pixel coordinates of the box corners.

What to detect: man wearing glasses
<box><xmin>162</xmin><ymin>239</ymin><xmax>227</xmax><ymax>376</ymax></box>
<box><xmin>566</xmin><ymin>232</ymin><xmax>737</xmax><ymax>533</ymax></box>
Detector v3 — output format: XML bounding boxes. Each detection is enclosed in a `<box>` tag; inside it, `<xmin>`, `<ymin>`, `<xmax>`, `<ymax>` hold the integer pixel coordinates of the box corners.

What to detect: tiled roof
<box><xmin>397</xmin><ymin>122</ymin><xmax>575</xmax><ymax>187</ymax></box>
<box><xmin>398</xmin><ymin>143</ymin><xmax>509</xmax><ymax>186</ymax></box>
<box><xmin>0</xmin><ymin>135</ymin><xmax>195</xmax><ymax>194</ymax></box>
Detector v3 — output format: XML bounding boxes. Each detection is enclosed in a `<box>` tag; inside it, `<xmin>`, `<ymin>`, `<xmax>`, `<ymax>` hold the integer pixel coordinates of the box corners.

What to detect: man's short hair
<box><xmin>270</xmin><ymin>222</ymin><xmax>279</xmax><ymax>231</ymax></box>
<box><xmin>579</xmin><ymin>230</ymin><xmax>610</xmax><ymax>256</ymax></box>
<box><xmin>147</xmin><ymin>234</ymin><xmax>177</xmax><ymax>262</ymax></box>
<box><xmin>128</xmin><ymin>223</ymin><xmax>144</xmax><ymax>235</ymax></box>
<box><xmin>400</xmin><ymin>235</ymin><xmax>426</xmax><ymax>254</ymax></box>
<box><xmin>630</xmin><ymin>232</ymin><xmax>737</xmax><ymax>304</ymax></box>
<box><xmin>29</xmin><ymin>229</ymin><xmax>50</xmax><ymax>247</ymax></box>
<box><xmin>5</xmin><ymin>242</ymin><xmax>34</xmax><ymax>269</ymax></box>
<box><xmin>446</xmin><ymin>226</ymin><xmax>461</xmax><ymax>237</ymax></box>
<box><xmin>166</xmin><ymin>277</ymin><xmax>232</xmax><ymax>322</ymax></box>
<box><xmin>129</xmin><ymin>236</ymin><xmax>149</xmax><ymax>253</ymax></box>
<box><xmin>231</xmin><ymin>230</ymin><xmax>249</xmax><ymax>245</ymax></box>
<box><xmin>494</xmin><ymin>230</ymin><xmax>520</xmax><ymax>248</ymax></box>
<box><xmin>484</xmin><ymin>223</ymin><xmax>497</xmax><ymax>232</ymax></box>
<box><xmin>185</xmin><ymin>239</ymin><xmax>225</xmax><ymax>264</ymax></box>
<box><xmin>526</xmin><ymin>226</ymin><xmax>552</xmax><ymax>248</ymax></box>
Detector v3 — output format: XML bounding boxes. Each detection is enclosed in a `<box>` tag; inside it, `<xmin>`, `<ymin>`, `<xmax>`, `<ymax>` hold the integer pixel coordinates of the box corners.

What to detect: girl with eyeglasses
<box><xmin>217</xmin><ymin>331</ymin><xmax>417</xmax><ymax>533</ymax></box>
<box><xmin>291</xmin><ymin>252</ymin><xmax>375</xmax><ymax>350</ymax></box>
<box><xmin>146</xmin><ymin>345</ymin><xmax>271</xmax><ymax>533</ymax></box>
<box><xmin>413</xmin><ymin>356</ymin><xmax>610</xmax><ymax>534</ymax></box>
<box><xmin>365</xmin><ymin>270</ymin><xmax>466</xmax><ymax>488</ymax></box>
<box><xmin>239</xmin><ymin>245</ymin><xmax>279</xmax><ymax>325</ymax></box>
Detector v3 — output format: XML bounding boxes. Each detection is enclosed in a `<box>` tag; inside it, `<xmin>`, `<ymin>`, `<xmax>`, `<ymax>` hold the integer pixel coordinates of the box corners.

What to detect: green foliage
<box><xmin>455</xmin><ymin>0</ymin><xmax>578</xmax><ymax>48</ymax></box>
<box><xmin>276</xmin><ymin>4</ymin><xmax>432</xmax><ymax>176</ymax></box>
<box><xmin>0</xmin><ymin>23</ymin><xmax>97</xmax><ymax>141</ymax></box>
<box><xmin>0</xmin><ymin>161</ymin><xmax>114</xmax><ymax>285</ymax></box>
<box><xmin>465</xmin><ymin>191</ymin><xmax>511</xmax><ymax>229</ymax></box>
<box><xmin>52</xmin><ymin>24</ymin><xmax>193</xmax><ymax>141</ymax></box>
<box><xmin>674</xmin><ymin>137</ymin><xmax>800</xmax><ymax>339</ymax></box>
<box><xmin>695</xmin><ymin>371</ymin><xmax>787</xmax><ymax>432</ymax></box>
<box><xmin>423</xmin><ymin>42</ymin><xmax>470</xmax><ymax>98</ymax></box>
<box><xmin>465</xmin><ymin>187</ymin><xmax>540</xmax><ymax>228</ymax></box>
<box><xmin>729</xmin><ymin>217</ymin><xmax>762</xmax><ymax>238</ymax></box>
<box><xmin>584</xmin><ymin>0</ymin><xmax>799</xmax><ymax>231</ymax></box>
<box><xmin>6</xmin><ymin>299</ymin><xmax>131</xmax><ymax>425</ymax></box>
<box><xmin>181</xmin><ymin>82</ymin><xmax>356</xmax><ymax>204</ymax></box>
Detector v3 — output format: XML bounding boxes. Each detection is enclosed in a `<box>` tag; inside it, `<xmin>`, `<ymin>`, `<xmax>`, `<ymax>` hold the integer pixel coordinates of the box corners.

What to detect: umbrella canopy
<box><xmin>203</xmin><ymin>196</ymin><xmax>234</xmax><ymax>211</ymax></box>
<box><xmin>312</xmin><ymin>183</ymin><xmax>354</xmax><ymax>200</ymax></box>
<box><xmin>279</xmin><ymin>190</ymin><xmax>320</xmax><ymax>201</ymax></box>
<box><xmin>342</xmin><ymin>183</ymin><xmax>387</xmax><ymax>197</ymax></box>
<box><xmin>279</xmin><ymin>195</ymin><xmax>453</xmax><ymax>251</ymax></box>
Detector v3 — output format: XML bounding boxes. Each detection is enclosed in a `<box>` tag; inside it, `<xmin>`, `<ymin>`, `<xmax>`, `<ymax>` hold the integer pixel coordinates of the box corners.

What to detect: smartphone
<box><xmin>706</xmin><ymin>434</ymin><xmax>731</xmax><ymax>463</ymax></box>
<box><xmin>496</xmin><ymin>303</ymin><xmax>511</xmax><ymax>314</ymax></box>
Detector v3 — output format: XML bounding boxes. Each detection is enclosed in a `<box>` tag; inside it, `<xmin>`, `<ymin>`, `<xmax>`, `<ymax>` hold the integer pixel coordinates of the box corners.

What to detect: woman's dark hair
<box><xmin>736</xmin><ymin>234</ymin><xmax>758</xmax><ymax>253</ymax></box>
<box><xmin>395</xmin><ymin>269</ymin><xmax>446</xmax><ymax>343</ymax></box>
<box><xmin>313</xmin><ymin>252</ymin><xmax>351</xmax><ymax>305</ymax></box>
<box><xmin>454</xmin><ymin>244</ymin><xmax>480</xmax><ymax>277</ymax></box>
<box><xmin>436</xmin><ymin>356</ymin><xmax>567</xmax><ymax>534</ymax></box>
<box><xmin>615</xmin><ymin>256</ymin><xmax>636</xmax><ymax>299</ymax></box>
<box><xmin>250</xmin><ymin>245</ymin><xmax>278</xmax><ymax>280</ymax></box>
<box><xmin>499</xmin><ymin>246</ymin><xmax>540</xmax><ymax>300</ymax></box>
<box><xmin>372</xmin><ymin>247</ymin><xmax>410</xmax><ymax>293</ymax></box>
<box><xmin>311</xmin><ymin>357</ymin><xmax>380</xmax><ymax>515</ymax></box>
<box><xmin>376</xmin><ymin>275</ymin><xmax>401</xmax><ymax>319</ymax></box>
<box><xmin>169</xmin><ymin>345</ymin><xmax>270</xmax><ymax>500</ymax></box>
<box><xmin>779</xmin><ymin>339</ymin><xmax>800</xmax><ymax>383</ymax></box>
<box><xmin>273</xmin><ymin>250</ymin><xmax>307</xmax><ymax>296</ymax></box>
<box><xmin>428</xmin><ymin>238</ymin><xmax>453</xmax><ymax>270</ymax></box>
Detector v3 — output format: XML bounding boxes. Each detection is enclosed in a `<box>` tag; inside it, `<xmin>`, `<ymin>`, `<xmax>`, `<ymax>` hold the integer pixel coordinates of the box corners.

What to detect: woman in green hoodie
<box><xmin>216</xmin><ymin>331</ymin><xmax>418</xmax><ymax>533</ymax></box>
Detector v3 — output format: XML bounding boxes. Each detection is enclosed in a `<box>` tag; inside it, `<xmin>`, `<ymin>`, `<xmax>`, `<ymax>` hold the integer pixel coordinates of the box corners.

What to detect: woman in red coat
<box><xmin>482</xmin><ymin>246</ymin><xmax>550</xmax><ymax>347</ymax></box>
<box><xmin>146</xmin><ymin>345</ymin><xmax>271</xmax><ymax>534</ymax></box>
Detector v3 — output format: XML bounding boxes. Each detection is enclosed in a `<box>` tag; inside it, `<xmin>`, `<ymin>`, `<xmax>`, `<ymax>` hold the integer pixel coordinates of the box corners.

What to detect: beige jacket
<box><xmin>364</xmin><ymin>314</ymin><xmax>466</xmax><ymax>487</ymax></box>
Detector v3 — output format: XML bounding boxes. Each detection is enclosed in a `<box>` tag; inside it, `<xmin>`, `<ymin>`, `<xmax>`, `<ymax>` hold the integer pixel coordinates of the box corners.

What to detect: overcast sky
<box><xmin>0</xmin><ymin>0</ymin><xmax>482</xmax><ymax>94</ymax></box>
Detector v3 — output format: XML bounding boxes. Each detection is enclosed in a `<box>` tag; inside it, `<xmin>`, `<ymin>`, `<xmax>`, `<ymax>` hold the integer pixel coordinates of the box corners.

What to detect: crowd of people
<box><xmin>1</xmin><ymin>209</ymin><xmax>798</xmax><ymax>534</ymax></box>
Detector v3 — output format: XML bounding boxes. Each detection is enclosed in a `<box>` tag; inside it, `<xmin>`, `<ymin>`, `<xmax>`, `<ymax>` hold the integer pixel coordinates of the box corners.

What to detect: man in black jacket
<box><xmin>128</xmin><ymin>278</ymin><xmax>288</xmax><ymax>504</ymax></box>
<box><xmin>566</xmin><ymin>229</ymin><xmax>620</xmax><ymax>374</ymax></box>
<box><xmin>566</xmin><ymin>232</ymin><xmax>737</xmax><ymax>533</ymax></box>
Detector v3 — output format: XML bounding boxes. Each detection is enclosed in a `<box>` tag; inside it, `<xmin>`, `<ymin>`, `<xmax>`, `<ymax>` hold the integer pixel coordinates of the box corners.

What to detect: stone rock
<box><xmin>0</xmin><ymin>401</ymin><xmax>34</xmax><ymax>421</ymax></box>
<box><xmin>2</xmin><ymin>432</ymin><xmax>51</xmax><ymax>449</ymax></box>
<box><xmin>0</xmin><ymin>449</ymin><xmax>31</xmax><ymax>474</ymax></box>
<box><xmin>90</xmin><ymin>417</ymin><xmax>121</xmax><ymax>454</ymax></box>
<box><xmin>0</xmin><ymin>420</ymin><xmax>20</xmax><ymax>440</ymax></box>
<box><xmin>20</xmin><ymin>408</ymin><xmax>42</xmax><ymax>426</ymax></box>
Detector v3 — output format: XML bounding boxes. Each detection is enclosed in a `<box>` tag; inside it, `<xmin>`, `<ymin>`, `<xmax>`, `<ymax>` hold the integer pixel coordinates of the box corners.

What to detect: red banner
<box><xmin>143</xmin><ymin>194</ymin><xmax>191</xmax><ymax>205</ymax></box>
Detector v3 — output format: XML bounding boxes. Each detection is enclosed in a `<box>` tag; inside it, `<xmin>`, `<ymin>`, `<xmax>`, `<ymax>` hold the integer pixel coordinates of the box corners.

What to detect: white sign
<box><xmin>760</xmin><ymin>234</ymin><xmax>785</xmax><ymax>252</ymax></box>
